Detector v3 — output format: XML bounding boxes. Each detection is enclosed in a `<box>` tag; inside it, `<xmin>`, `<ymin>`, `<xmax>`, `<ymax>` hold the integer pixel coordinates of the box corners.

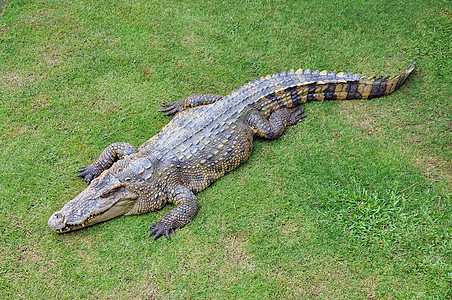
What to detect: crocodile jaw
<box><xmin>48</xmin><ymin>176</ymin><xmax>139</xmax><ymax>233</ymax></box>
<box><xmin>48</xmin><ymin>198</ymin><xmax>136</xmax><ymax>233</ymax></box>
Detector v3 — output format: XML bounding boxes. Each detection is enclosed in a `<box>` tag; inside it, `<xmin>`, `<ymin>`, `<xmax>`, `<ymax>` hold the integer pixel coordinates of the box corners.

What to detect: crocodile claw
<box><xmin>148</xmin><ymin>222</ymin><xmax>176</xmax><ymax>241</ymax></box>
<box><xmin>288</xmin><ymin>106</ymin><xmax>308</xmax><ymax>125</ymax></box>
<box><xmin>159</xmin><ymin>102</ymin><xmax>182</xmax><ymax>116</ymax></box>
<box><xmin>76</xmin><ymin>165</ymin><xmax>96</xmax><ymax>184</ymax></box>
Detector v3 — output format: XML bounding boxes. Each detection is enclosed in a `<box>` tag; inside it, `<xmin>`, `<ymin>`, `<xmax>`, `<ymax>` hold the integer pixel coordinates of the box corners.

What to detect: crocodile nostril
<box><xmin>48</xmin><ymin>212</ymin><xmax>66</xmax><ymax>230</ymax></box>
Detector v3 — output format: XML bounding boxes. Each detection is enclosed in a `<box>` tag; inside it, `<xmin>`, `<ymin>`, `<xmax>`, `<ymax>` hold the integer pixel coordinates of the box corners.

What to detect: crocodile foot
<box><xmin>148</xmin><ymin>222</ymin><xmax>177</xmax><ymax>241</ymax></box>
<box><xmin>76</xmin><ymin>165</ymin><xmax>97</xmax><ymax>184</ymax></box>
<box><xmin>288</xmin><ymin>107</ymin><xmax>307</xmax><ymax>126</ymax></box>
<box><xmin>159</xmin><ymin>101</ymin><xmax>183</xmax><ymax>116</ymax></box>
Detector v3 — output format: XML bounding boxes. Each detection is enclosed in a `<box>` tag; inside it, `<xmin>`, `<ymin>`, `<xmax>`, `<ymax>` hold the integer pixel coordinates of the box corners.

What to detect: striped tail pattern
<box><xmin>252</xmin><ymin>62</ymin><xmax>416</xmax><ymax>117</ymax></box>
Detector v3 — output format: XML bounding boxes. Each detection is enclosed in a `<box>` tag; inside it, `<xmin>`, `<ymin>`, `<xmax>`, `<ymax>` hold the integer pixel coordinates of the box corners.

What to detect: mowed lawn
<box><xmin>0</xmin><ymin>0</ymin><xmax>450</xmax><ymax>298</ymax></box>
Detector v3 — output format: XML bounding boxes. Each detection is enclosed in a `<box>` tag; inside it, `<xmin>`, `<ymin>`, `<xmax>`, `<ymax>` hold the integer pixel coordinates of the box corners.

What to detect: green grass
<box><xmin>1</xmin><ymin>0</ymin><xmax>451</xmax><ymax>298</ymax></box>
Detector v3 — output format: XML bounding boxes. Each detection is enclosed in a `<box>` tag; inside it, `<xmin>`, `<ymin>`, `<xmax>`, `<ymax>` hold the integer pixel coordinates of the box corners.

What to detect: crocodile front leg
<box><xmin>246</xmin><ymin>107</ymin><xmax>307</xmax><ymax>139</ymax></box>
<box><xmin>77</xmin><ymin>142</ymin><xmax>138</xmax><ymax>184</ymax></box>
<box><xmin>148</xmin><ymin>185</ymin><xmax>199</xmax><ymax>240</ymax></box>
<box><xmin>159</xmin><ymin>94</ymin><xmax>223</xmax><ymax>116</ymax></box>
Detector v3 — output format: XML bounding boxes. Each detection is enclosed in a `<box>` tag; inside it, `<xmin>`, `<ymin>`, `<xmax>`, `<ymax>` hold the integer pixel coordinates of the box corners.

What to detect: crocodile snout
<box><xmin>48</xmin><ymin>212</ymin><xmax>66</xmax><ymax>230</ymax></box>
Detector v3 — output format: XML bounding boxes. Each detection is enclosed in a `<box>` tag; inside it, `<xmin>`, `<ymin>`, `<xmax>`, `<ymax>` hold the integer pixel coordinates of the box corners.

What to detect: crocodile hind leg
<box><xmin>148</xmin><ymin>185</ymin><xmax>199</xmax><ymax>240</ymax></box>
<box><xmin>159</xmin><ymin>94</ymin><xmax>223</xmax><ymax>116</ymax></box>
<box><xmin>77</xmin><ymin>142</ymin><xmax>138</xmax><ymax>184</ymax></box>
<box><xmin>246</xmin><ymin>107</ymin><xmax>307</xmax><ymax>139</ymax></box>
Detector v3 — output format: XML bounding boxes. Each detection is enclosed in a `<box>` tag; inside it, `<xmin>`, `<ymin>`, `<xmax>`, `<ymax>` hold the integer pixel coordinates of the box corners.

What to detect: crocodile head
<box><xmin>48</xmin><ymin>171</ymin><xmax>139</xmax><ymax>233</ymax></box>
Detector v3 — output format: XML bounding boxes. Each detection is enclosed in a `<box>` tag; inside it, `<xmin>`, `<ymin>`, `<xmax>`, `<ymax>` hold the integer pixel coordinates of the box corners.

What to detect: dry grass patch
<box><xmin>337</xmin><ymin>101</ymin><xmax>385</xmax><ymax>137</ymax></box>
<box><xmin>224</xmin><ymin>232</ymin><xmax>254</xmax><ymax>270</ymax></box>
<box><xmin>279</xmin><ymin>220</ymin><xmax>300</xmax><ymax>236</ymax></box>
<box><xmin>263</xmin><ymin>254</ymin><xmax>378</xmax><ymax>299</ymax></box>
<box><xmin>1</xmin><ymin>70</ymin><xmax>37</xmax><ymax>90</ymax></box>
<box><xmin>41</xmin><ymin>51</ymin><xmax>65</xmax><ymax>67</ymax></box>
<box><xmin>415</xmin><ymin>155</ymin><xmax>452</xmax><ymax>188</ymax></box>
<box><xmin>101</xmin><ymin>277</ymin><xmax>162</xmax><ymax>300</ymax></box>
<box><xmin>28</xmin><ymin>95</ymin><xmax>51</xmax><ymax>109</ymax></box>
<box><xmin>1</xmin><ymin>124</ymin><xmax>38</xmax><ymax>142</ymax></box>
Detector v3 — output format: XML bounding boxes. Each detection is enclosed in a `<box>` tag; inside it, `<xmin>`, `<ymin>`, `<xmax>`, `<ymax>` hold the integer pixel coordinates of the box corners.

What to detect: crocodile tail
<box><xmin>342</xmin><ymin>61</ymin><xmax>416</xmax><ymax>100</ymax></box>
<box><xmin>236</xmin><ymin>63</ymin><xmax>415</xmax><ymax>117</ymax></box>
<box><xmin>287</xmin><ymin>62</ymin><xmax>416</xmax><ymax>103</ymax></box>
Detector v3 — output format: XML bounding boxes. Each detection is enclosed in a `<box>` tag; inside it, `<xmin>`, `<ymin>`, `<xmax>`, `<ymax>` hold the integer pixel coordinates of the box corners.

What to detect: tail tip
<box><xmin>406</xmin><ymin>62</ymin><xmax>416</xmax><ymax>73</ymax></box>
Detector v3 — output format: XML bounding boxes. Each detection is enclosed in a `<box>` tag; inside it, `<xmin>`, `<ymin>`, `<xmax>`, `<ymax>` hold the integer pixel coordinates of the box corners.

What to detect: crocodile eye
<box><xmin>100</xmin><ymin>185</ymin><xmax>125</xmax><ymax>198</ymax></box>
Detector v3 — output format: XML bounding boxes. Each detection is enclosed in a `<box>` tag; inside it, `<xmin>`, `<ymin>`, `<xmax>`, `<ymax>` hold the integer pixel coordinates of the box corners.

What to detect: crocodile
<box><xmin>48</xmin><ymin>62</ymin><xmax>415</xmax><ymax>240</ymax></box>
